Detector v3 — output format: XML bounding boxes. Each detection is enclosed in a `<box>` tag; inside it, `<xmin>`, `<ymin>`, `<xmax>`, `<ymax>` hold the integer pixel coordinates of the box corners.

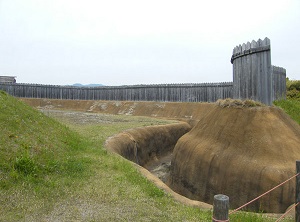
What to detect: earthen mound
<box><xmin>168</xmin><ymin>105</ymin><xmax>300</xmax><ymax>213</ymax></box>
<box><xmin>106</xmin><ymin>122</ymin><xmax>191</xmax><ymax>167</ymax></box>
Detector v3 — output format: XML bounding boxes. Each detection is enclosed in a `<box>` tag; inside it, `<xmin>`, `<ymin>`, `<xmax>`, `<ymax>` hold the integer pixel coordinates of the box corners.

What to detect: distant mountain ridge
<box><xmin>72</xmin><ymin>83</ymin><xmax>104</xmax><ymax>87</ymax></box>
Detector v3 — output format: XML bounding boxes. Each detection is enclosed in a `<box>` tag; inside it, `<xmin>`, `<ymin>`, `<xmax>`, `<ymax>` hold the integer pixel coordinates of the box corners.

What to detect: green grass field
<box><xmin>0</xmin><ymin>91</ymin><xmax>292</xmax><ymax>221</ymax></box>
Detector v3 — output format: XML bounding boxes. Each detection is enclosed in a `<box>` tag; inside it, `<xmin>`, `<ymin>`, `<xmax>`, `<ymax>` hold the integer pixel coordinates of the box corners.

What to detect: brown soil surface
<box><xmin>146</xmin><ymin>153</ymin><xmax>172</xmax><ymax>183</ymax></box>
<box><xmin>168</xmin><ymin>105</ymin><xmax>300</xmax><ymax>213</ymax></box>
<box><xmin>20</xmin><ymin>98</ymin><xmax>214</xmax><ymax>126</ymax></box>
<box><xmin>105</xmin><ymin>122</ymin><xmax>191</xmax><ymax>167</ymax></box>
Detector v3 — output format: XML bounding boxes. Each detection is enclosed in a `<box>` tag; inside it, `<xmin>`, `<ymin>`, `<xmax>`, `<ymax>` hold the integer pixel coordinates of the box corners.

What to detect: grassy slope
<box><xmin>0</xmin><ymin>91</ymin><xmax>96</xmax><ymax>221</ymax></box>
<box><xmin>273</xmin><ymin>99</ymin><xmax>300</xmax><ymax>124</ymax></box>
<box><xmin>0</xmin><ymin>91</ymin><xmax>283</xmax><ymax>221</ymax></box>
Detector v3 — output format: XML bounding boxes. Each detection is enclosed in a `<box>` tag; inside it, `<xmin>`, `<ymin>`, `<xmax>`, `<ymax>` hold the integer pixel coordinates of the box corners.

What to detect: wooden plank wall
<box><xmin>0</xmin><ymin>76</ymin><xmax>16</xmax><ymax>83</ymax></box>
<box><xmin>0</xmin><ymin>82</ymin><xmax>234</xmax><ymax>102</ymax></box>
<box><xmin>231</xmin><ymin>37</ymin><xmax>273</xmax><ymax>105</ymax></box>
<box><xmin>272</xmin><ymin>66</ymin><xmax>286</xmax><ymax>100</ymax></box>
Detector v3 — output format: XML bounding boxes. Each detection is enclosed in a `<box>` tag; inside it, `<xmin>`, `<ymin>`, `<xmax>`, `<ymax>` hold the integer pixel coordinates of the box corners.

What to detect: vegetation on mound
<box><xmin>273</xmin><ymin>99</ymin><xmax>300</xmax><ymax>125</ymax></box>
<box><xmin>274</xmin><ymin>78</ymin><xmax>300</xmax><ymax>124</ymax></box>
<box><xmin>0</xmin><ymin>91</ymin><xmax>91</xmax><ymax>189</ymax></box>
<box><xmin>286</xmin><ymin>78</ymin><xmax>300</xmax><ymax>100</ymax></box>
<box><xmin>216</xmin><ymin>98</ymin><xmax>264</xmax><ymax>108</ymax></box>
<box><xmin>0</xmin><ymin>91</ymin><xmax>290</xmax><ymax>221</ymax></box>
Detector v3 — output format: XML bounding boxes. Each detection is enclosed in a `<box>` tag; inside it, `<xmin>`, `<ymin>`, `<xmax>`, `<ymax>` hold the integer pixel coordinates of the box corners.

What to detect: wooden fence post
<box><xmin>296</xmin><ymin>161</ymin><xmax>300</xmax><ymax>222</ymax></box>
<box><xmin>213</xmin><ymin>194</ymin><xmax>229</xmax><ymax>222</ymax></box>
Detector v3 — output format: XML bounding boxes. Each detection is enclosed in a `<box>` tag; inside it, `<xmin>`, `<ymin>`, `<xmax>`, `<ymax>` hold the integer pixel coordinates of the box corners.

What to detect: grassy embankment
<box><xmin>0</xmin><ymin>91</ymin><xmax>290</xmax><ymax>221</ymax></box>
<box><xmin>274</xmin><ymin>99</ymin><xmax>300</xmax><ymax>125</ymax></box>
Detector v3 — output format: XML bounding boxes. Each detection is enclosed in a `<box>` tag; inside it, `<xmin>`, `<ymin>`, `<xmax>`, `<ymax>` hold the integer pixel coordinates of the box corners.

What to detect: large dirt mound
<box><xmin>168</xmin><ymin>105</ymin><xmax>300</xmax><ymax>213</ymax></box>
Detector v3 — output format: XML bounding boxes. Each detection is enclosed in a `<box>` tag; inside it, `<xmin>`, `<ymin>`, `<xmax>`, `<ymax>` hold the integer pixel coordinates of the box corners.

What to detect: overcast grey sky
<box><xmin>0</xmin><ymin>0</ymin><xmax>299</xmax><ymax>86</ymax></box>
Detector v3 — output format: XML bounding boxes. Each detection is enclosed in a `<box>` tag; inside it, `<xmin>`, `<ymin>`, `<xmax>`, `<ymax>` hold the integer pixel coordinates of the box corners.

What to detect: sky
<box><xmin>0</xmin><ymin>0</ymin><xmax>299</xmax><ymax>86</ymax></box>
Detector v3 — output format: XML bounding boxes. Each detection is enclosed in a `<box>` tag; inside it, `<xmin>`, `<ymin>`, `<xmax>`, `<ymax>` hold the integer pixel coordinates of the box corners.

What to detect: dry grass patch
<box><xmin>216</xmin><ymin>98</ymin><xmax>265</xmax><ymax>108</ymax></box>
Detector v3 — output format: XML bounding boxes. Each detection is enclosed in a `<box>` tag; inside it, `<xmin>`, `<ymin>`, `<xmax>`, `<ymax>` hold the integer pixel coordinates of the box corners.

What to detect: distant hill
<box><xmin>72</xmin><ymin>83</ymin><xmax>104</xmax><ymax>87</ymax></box>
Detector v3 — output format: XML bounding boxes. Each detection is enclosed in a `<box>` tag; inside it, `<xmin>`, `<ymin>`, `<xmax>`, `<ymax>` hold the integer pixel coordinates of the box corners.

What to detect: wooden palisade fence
<box><xmin>0</xmin><ymin>82</ymin><xmax>233</xmax><ymax>102</ymax></box>
<box><xmin>231</xmin><ymin>37</ymin><xmax>286</xmax><ymax>105</ymax></box>
<box><xmin>0</xmin><ymin>38</ymin><xmax>286</xmax><ymax>104</ymax></box>
<box><xmin>272</xmin><ymin>66</ymin><xmax>287</xmax><ymax>101</ymax></box>
<box><xmin>0</xmin><ymin>76</ymin><xmax>16</xmax><ymax>84</ymax></box>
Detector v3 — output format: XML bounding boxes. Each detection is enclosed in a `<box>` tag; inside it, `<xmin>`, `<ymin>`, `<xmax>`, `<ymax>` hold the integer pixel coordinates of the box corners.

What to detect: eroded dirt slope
<box><xmin>105</xmin><ymin>122</ymin><xmax>191</xmax><ymax>180</ymax></box>
<box><xmin>168</xmin><ymin>105</ymin><xmax>300</xmax><ymax>213</ymax></box>
<box><xmin>20</xmin><ymin>98</ymin><xmax>213</xmax><ymax>126</ymax></box>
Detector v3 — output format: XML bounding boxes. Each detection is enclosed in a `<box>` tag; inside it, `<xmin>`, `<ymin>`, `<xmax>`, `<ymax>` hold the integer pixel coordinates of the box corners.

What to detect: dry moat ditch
<box><xmin>41</xmin><ymin>109</ymin><xmax>186</xmax><ymax>186</ymax></box>
<box><xmin>21</xmin><ymin>98</ymin><xmax>300</xmax><ymax>215</ymax></box>
<box><xmin>22</xmin><ymin>98</ymin><xmax>214</xmax><ymax>208</ymax></box>
<box><xmin>105</xmin><ymin>121</ymin><xmax>191</xmax><ymax>184</ymax></box>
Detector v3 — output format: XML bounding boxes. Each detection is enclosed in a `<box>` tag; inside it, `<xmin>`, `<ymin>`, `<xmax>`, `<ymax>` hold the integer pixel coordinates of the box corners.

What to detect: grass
<box><xmin>273</xmin><ymin>99</ymin><xmax>300</xmax><ymax>124</ymax></box>
<box><xmin>0</xmin><ymin>91</ymin><xmax>293</xmax><ymax>221</ymax></box>
<box><xmin>216</xmin><ymin>98</ymin><xmax>264</xmax><ymax>107</ymax></box>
